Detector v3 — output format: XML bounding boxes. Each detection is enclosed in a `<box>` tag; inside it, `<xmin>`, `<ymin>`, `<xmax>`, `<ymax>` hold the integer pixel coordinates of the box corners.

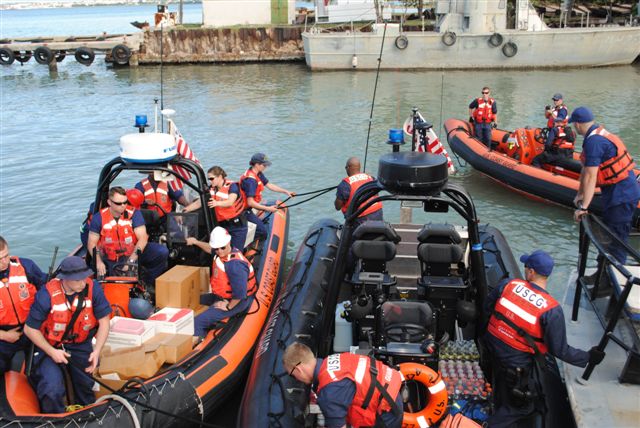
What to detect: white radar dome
<box><xmin>119</xmin><ymin>133</ymin><xmax>177</xmax><ymax>163</ymax></box>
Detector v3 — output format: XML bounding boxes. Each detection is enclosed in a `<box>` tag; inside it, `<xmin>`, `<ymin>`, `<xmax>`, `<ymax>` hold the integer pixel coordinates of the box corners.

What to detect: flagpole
<box><xmin>160</xmin><ymin>22</ymin><xmax>164</xmax><ymax>132</ymax></box>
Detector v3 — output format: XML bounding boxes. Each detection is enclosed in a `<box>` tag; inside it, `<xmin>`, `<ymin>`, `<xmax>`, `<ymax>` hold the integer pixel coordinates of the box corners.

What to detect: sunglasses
<box><xmin>110</xmin><ymin>199</ymin><xmax>128</xmax><ymax>206</ymax></box>
<box><xmin>208</xmin><ymin>176</ymin><xmax>217</xmax><ymax>181</ymax></box>
<box><xmin>213</xmin><ymin>246</ymin><xmax>226</xmax><ymax>251</ymax></box>
<box><xmin>289</xmin><ymin>361</ymin><xmax>301</xmax><ymax>377</ymax></box>
<box><xmin>482</xmin><ymin>91</ymin><xmax>490</xmax><ymax>94</ymax></box>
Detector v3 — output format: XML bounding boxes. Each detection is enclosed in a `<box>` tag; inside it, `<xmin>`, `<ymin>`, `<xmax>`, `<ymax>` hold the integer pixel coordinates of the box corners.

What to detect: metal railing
<box><xmin>572</xmin><ymin>214</ymin><xmax>640</xmax><ymax>382</ymax></box>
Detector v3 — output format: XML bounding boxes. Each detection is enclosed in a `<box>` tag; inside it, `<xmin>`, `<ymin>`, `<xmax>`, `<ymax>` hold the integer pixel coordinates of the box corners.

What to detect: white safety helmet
<box><xmin>209</xmin><ymin>226</ymin><xmax>231</xmax><ymax>249</ymax></box>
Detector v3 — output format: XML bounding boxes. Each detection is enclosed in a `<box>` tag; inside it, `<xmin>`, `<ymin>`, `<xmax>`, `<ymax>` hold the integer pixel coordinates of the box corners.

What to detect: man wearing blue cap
<box><xmin>24</xmin><ymin>256</ymin><xmax>111</xmax><ymax>413</ymax></box>
<box><xmin>569</xmin><ymin>106</ymin><xmax>639</xmax><ymax>263</ymax></box>
<box><xmin>240</xmin><ymin>153</ymin><xmax>295</xmax><ymax>241</ymax></box>
<box><xmin>484</xmin><ymin>250</ymin><xmax>603</xmax><ymax>427</ymax></box>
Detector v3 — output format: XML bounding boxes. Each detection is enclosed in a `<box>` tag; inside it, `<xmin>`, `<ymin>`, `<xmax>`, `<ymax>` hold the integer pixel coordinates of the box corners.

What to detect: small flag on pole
<box><xmin>403</xmin><ymin>112</ymin><xmax>455</xmax><ymax>174</ymax></box>
<box><xmin>167</xmin><ymin>119</ymin><xmax>200</xmax><ymax>191</ymax></box>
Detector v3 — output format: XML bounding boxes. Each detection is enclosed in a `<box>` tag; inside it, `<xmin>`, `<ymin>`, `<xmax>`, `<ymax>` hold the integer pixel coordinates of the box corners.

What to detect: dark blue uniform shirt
<box><xmin>485</xmin><ymin>278</ymin><xmax>589</xmax><ymax>368</ymax></box>
<box><xmin>240</xmin><ymin>172</ymin><xmax>269</xmax><ymax>199</ymax></box>
<box><xmin>88</xmin><ymin>209</ymin><xmax>145</xmax><ymax>235</ymax></box>
<box><xmin>582</xmin><ymin>124</ymin><xmax>640</xmax><ymax>209</ymax></box>
<box><xmin>26</xmin><ymin>279</ymin><xmax>112</xmax><ymax>342</ymax></box>
<box><xmin>0</xmin><ymin>257</ymin><xmax>48</xmax><ymax>289</ymax></box>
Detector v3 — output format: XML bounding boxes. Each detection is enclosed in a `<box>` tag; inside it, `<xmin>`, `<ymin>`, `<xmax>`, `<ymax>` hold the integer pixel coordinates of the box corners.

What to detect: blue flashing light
<box><xmin>135</xmin><ymin>115</ymin><xmax>148</xmax><ymax>128</ymax></box>
<box><xmin>387</xmin><ymin>128</ymin><xmax>405</xmax><ymax>145</ymax></box>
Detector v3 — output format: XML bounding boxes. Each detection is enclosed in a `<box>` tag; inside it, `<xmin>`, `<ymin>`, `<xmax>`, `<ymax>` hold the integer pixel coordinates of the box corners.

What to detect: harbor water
<box><xmin>1</xmin><ymin>7</ymin><xmax>639</xmax><ymax>313</ymax></box>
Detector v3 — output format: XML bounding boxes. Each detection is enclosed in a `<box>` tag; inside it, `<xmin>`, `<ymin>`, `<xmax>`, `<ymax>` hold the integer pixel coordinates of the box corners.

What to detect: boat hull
<box><xmin>444</xmin><ymin>118</ymin><xmax>640</xmax><ymax>229</ymax></box>
<box><xmin>303</xmin><ymin>26</ymin><xmax>640</xmax><ymax>70</ymax></box>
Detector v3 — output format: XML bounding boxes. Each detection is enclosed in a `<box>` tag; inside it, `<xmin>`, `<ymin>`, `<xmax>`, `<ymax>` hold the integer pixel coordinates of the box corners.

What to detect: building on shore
<box><xmin>202</xmin><ymin>0</ymin><xmax>296</xmax><ymax>26</ymax></box>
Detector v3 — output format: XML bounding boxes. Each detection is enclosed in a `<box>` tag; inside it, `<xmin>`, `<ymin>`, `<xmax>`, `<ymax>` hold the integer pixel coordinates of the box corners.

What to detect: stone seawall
<box><xmin>138</xmin><ymin>27</ymin><xmax>305</xmax><ymax>64</ymax></box>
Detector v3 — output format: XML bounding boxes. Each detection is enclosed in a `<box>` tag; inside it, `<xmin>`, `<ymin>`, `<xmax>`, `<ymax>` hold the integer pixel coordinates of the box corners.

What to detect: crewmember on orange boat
<box><xmin>24</xmin><ymin>256</ymin><xmax>111</xmax><ymax>413</ymax></box>
<box><xmin>283</xmin><ymin>342</ymin><xmax>404</xmax><ymax>428</ymax></box>
<box><xmin>531</xmin><ymin>117</ymin><xmax>575</xmax><ymax>167</ymax></box>
<box><xmin>570</xmin><ymin>106</ymin><xmax>639</xmax><ymax>264</ymax></box>
<box><xmin>86</xmin><ymin>186</ymin><xmax>169</xmax><ymax>285</ymax></box>
<box><xmin>335</xmin><ymin>157</ymin><xmax>384</xmax><ymax>228</ymax></box>
<box><xmin>484</xmin><ymin>250</ymin><xmax>603</xmax><ymax>428</ymax></box>
<box><xmin>134</xmin><ymin>172</ymin><xmax>189</xmax><ymax>217</ymax></box>
<box><xmin>544</xmin><ymin>93</ymin><xmax>569</xmax><ymax>148</ymax></box>
<box><xmin>469</xmin><ymin>87</ymin><xmax>498</xmax><ymax>148</ymax></box>
<box><xmin>185</xmin><ymin>166</ymin><xmax>248</xmax><ymax>250</ymax></box>
<box><xmin>240</xmin><ymin>153</ymin><xmax>295</xmax><ymax>241</ymax></box>
<box><xmin>192</xmin><ymin>227</ymin><xmax>256</xmax><ymax>338</ymax></box>
<box><xmin>0</xmin><ymin>236</ymin><xmax>47</xmax><ymax>373</ymax></box>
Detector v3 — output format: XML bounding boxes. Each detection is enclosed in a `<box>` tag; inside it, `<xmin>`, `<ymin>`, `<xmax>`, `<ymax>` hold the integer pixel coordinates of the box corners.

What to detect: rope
<box><xmin>95</xmin><ymin>394</ymin><xmax>141</xmax><ymax>428</ymax></box>
<box><xmin>446</xmin><ymin>126</ymin><xmax>469</xmax><ymax>168</ymax></box>
<box><xmin>263</xmin><ymin>186</ymin><xmax>338</xmax><ymax>221</ymax></box>
<box><xmin>363</xmin><ymin>21</ymin><xmax>388</xmax><ymax>173</ymax></box>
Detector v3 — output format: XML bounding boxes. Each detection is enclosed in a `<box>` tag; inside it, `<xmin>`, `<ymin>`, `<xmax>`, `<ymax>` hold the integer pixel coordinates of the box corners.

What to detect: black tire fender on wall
<box><xmin>0</xmin><ymin>47</ymin><xmax>15</xmax><ymax>65</ymax></box>
<box><xmin>488</xmin><ymin>33</ymin><xmax>503</xmax><ymax>47</ymax></box>
<box><xmin>502</xmin><ymin>41</ymin><xmax>518</xmax><ymax>57</ymax></box>
<box><xmin>111</xmin><ymin>44</ymin><xmax>132</xmax><ymax>65</ymax></box>
<box><xmin>395</xmin><ymin>35</ymin><xmax>409</xmax><ymax>50</ymax></box>
<box><xmin>34</xmin><ymin>46</ymin><xmax>55</xmax><ymax>65</ymax></box>
<box><xmin>75</xmin><ymin>47</ymin><xmax>95</xmax><ymax>66</ymax></box>
<box><xmin>442</xmin><ymin>31</ymin><xmax>457</xmax><ymax>46</ymax></box>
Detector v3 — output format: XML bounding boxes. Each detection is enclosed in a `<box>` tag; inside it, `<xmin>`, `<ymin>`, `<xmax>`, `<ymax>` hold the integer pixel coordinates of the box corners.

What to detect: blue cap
<box><xmin>551</xmin><ymin>93</ymin><xmax>563</xmax><ymax>101</ymax></box>
<box><xmin>520</xmin><ymin>250</ymin><xmax>554</xmax><ymax>277</ymax></box>
<box><xmin>250</xmin><ymin>153</ymin><xmax>272</xmax><ymax>166</ymax></box>
<box><xmin>568</xmin><ymin>107</ymin><xmax>594</xmax><ymax>124</ymax></box>
<box><xmin>57</xmin><ymin>256</ymin><xmax>93</xmax><ymax>281</ymax></box>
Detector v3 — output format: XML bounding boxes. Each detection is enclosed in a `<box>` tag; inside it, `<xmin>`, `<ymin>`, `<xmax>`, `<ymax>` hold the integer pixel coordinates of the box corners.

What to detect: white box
<box><xmin>147</xmin><ymin>307</ymin><xmax>195</xmax><ymax>336</ymax></box>
<box><xmin>106</xmin><ymin>317</ymin><xmax>156</xmax><ymax>350</ymax></box>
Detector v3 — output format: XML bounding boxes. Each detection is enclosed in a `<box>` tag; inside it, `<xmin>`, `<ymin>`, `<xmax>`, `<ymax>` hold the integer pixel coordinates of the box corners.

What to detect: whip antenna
<box><xmin>363</xmin><ymin>22</ymin><xmax>387</xmax><ymax>173</ymax></box>
<box><xmin>160</xmin><ymin>22</ymin><xmax>164</xmax><ymax>132</ymax></box>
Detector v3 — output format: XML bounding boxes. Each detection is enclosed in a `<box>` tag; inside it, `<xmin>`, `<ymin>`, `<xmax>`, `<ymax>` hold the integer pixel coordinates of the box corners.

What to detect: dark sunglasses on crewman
<box><xmin>110</xmin><ymin>200</ymin><xmax>128</xmax><ymax>206</ymax></box>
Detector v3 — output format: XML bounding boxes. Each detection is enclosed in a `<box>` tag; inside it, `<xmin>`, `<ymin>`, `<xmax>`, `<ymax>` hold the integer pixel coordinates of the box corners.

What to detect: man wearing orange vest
<box><xmin>193</xmin><ymin>227</ymin><xmax>257</xmax><ymax>338</ymax></box>
<box><xmin>531</xmin><ymin>116</ymin><xmax>575</xmax><ymax>168</ymax></box>
<box><xmin>87</xmin><ymin>186</ymin><xmax>169</xmax><ymax>286</ymax></box>
<box><xmin>134</xmin><ymin>172</ymin><xmax>189</xmax><ymax>217</ymax></box>
<box><xmin>335</xmin><ymin>157</ymin><xmax>384</xmax><ymax>228</ymax></box>
<box><xmin>0</xmin><ymin>236</ymin><xmax>47</xmax><ymax>373</ymax></box>
<box><xmin>283</xmin><ymin>342</ymin><xmax>404</xmax><ymax>428</ymax></box>
<box><xmin>24</xmin><ymin>256</ymin><xmax>111</xmax><ymax>413</ymax></box>
<box><xmin>240</xmin><ymin>153</ymin><xmax>295</xmax><ymax>241</ymax></box>
<box><xmin>484</xmin><ymin>250</ymin><xmax>603</xmax><ymax>427</ymax></box>
<box><xmin>570</xmin><ymin>107</ymin><xmax>639</xmax><ymax>263</ymax></box>
<box><xmin>469</xmin><ymin>87</ymin><xmax>498</xmax><ymax>148</ymax></box>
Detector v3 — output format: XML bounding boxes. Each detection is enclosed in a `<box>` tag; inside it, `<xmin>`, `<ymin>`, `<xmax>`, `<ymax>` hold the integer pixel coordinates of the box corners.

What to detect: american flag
<box><xmin>167</xmin><ymin>119</ymin><xmax>200</xmax><ymax>191</ymax></box>
<box><xmin>403</xmin><ymin>112</ymin><xmax>456</xmax><ymax>174</ymax></box>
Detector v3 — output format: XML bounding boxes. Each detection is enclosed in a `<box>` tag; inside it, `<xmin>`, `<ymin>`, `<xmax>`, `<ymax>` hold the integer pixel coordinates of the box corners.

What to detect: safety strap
<box><xmin>361</xmin><ymin>355</ymin><xmax>401</xmax><ymax>418</ymax></box>
<box><xmin>493</xmin><ymin>311</ymin><xmax>547</xmax><ymax>373</ymax></box>
<box><xmin>3</xmin><ymin>278</ymin><xmax>24</xmax><ymax>326</ymax></box>
<box><xmin>59</xmin><ymin>286</ymin><xmax>88</xmax><ymax>345</ymax></box>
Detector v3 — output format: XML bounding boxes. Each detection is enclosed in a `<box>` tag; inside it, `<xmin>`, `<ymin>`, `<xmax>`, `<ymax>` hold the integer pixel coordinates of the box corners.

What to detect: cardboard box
<box><xmin>106</xmin><ymin>317</ymin><xmax>156</xmax><ymax>350</ymax></box>
<box><xmin>144</xmin><ymin>333</ymin><xmax>193</xmax><ymax>364</ymax></box>
<box><xmin>147</xmin><ymin>307</ymin><xmax>195</xmax><ymax>336</ymax></box>
<box><xmin>99</xmin><ymin>345</ymin><xmax>165</xmax><ymax>380</ymax></box>
<box><xmin>198</xmin><ymin>266</ymin><xmax>211</xmax><ymax>294</ymax></box>
<box><xmin>93</xmin><ymin>373</ymin><xmax>127</xmax><ymax>399</ymax></box>
<box><xmin>156</xmin><ymin>265</ymin><xmax>201</xmax><ymax>309</ymax></box>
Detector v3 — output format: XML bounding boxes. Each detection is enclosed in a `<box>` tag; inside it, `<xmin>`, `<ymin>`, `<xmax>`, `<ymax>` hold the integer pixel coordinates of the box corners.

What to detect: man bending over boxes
<box><xmin>192</xmin><ymin>227</ymin><xmax>257</xmax><ymax>338</ymax></box>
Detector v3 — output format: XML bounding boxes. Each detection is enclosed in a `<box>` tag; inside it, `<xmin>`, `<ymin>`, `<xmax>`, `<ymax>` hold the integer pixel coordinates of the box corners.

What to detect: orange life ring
<box><xmin>399</xmin><ymin>362</ymin><xmax>448</xmax><ymax>427</ymax></box>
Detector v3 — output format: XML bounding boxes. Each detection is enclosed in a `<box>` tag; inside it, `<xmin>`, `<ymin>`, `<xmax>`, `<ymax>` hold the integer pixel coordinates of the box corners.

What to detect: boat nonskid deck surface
<box><xmin>562</xmin><ymin>271</ymin><xmax>640</xmax><ymax>428</ymax></box>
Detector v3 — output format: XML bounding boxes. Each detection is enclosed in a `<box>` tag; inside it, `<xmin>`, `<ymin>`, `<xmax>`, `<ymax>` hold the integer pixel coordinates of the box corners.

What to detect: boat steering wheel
<box><xmin>384</xmin><ymin>323</ymin><xmax>428</xmax><ymax>343</ymax></box>
<box><xmin>536</xmin><ymin>127</ymin><xmax>549</xmax><ymax>144</ymax></box>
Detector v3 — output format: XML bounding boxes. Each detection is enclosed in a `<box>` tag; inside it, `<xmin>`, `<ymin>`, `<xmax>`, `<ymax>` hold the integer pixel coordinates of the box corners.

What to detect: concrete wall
<box><xmin>138</xmin><ymin>27</ymin><xmax>304</xmax><ymax>63</ymax></box>
<box><xmin>202</xmin><ymin>0</ymin><xmax>296</xmax><ymax>26</ymax></box>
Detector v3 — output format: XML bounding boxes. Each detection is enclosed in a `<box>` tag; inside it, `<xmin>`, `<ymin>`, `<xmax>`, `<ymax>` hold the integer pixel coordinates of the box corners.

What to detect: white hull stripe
<box><xmin>354</xmin><ymin>357</ymin><xmax>367</xmax><ymax>384</ymax></box>
<box><xmin>499</xmin><ymin>297</ymin><xmax>537</xmax><ymax>324</ymax></box>
<box><xmin>428</xmin><ymin>380</ymin><xmax>445</xmax><ymax>395</ymax></box>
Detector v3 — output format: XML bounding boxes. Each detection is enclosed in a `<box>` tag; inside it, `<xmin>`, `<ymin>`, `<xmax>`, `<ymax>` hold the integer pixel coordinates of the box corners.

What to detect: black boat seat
<box><xmin>382</xmin><ymin>301</ymin><xmax>434</xmax><ymax>343</ymax></box>
<box><xmin>551</xmin><ymin>157</ymin><xmax>582</xmax><ymax>173</ymax></box>
<box><xmin>417</xmin><ymin>223</ymin><xmax>462</xmax><ymax>245</ymax></box>
<box><xmin>353</xmin><ymin>221</ymin><xmax>401</xmax><ymax>244</ymax></box>
<box><xmin>350</xmin><ymin>240</ymin><xmax>396</xmax><ymax>286</ymax></box>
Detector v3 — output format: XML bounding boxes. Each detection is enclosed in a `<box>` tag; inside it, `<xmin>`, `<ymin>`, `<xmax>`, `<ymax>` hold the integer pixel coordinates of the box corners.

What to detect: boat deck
<box><xmin>562</xmin><ymin>271</ymin><xmax>640</xmax><ymax>428</ymax></box>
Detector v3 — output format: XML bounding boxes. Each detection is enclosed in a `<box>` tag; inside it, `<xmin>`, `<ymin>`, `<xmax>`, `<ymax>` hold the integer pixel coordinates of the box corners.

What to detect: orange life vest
<box><xmin>0</xmin><ymin>257</ymin><xmax>37</xmax><ymax>326</ymax></box>
<box><xmin>41</xmin><ymin>278</ymin><xmax>97</xmax><ymax>346</ymax></box>
<box><xmin>551</xmin><ymin>126</ymin><xmax>574</xmax><ymax>151</ymax></box>
<box><xmin>209</xmin><ymin>180</ymin><xmax>246</xmax><ymax>222</ymax></box>
<box><xmin>487</xmin><ymin>279</ymin><xmax>558</xmax><ymax>355</ymax></box>
<box><xmin>546</xmin><ymin>105</ymin><xmax>568</xmax><ymax>128</ymax></box>
<box><xmin>580</xmin><ymin>127</ymin><xmax>636</xmax><ymax>187</ymax></box>
<box><xmin>210</xmin><ymin>249</ymin><xmax>257</xmax><ymax>299</ymax></box>
<box><xmin>341</xmin><ymin>174</ymin><xmax>383</xmax><ymax>217</ymax></box>
<box><xmin>317</xmin><ymin>353</ymin><xmax>403</xmax><ymax>428</ymax></box>
<box><xmin>141</xmin><ymin>178</ymin><xmax>172</xmax><ymax>217</ymax></box>
<box><xmin>472</xmin><ymin>98</ymin><xmax>496</xmax><ymax>123</ymax></box>
<box><xmin>240</xmin><ymin>168</ymin><xmax>265</xmax><ymax>204</ymax></box>
<box><xmin>98</xmin><ymin>207</ymin><xmax>138</xmax><ymax>261</ymax></box>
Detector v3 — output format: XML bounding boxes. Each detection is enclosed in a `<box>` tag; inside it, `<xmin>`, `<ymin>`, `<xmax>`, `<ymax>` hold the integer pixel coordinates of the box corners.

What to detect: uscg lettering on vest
<box><xmin>348</xmin><ymin>173</ymin><xmax>369</xmax><ymax>184</ymax></box>
<box><xmin>513</xmin><ymin>283</ymin><xmax>548</xmax><ymax>309</ymax></box>
<box><xmin>326</xmin><ymin>353</ymin><xmax>341</xmax><ymax>372</ymax></box>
